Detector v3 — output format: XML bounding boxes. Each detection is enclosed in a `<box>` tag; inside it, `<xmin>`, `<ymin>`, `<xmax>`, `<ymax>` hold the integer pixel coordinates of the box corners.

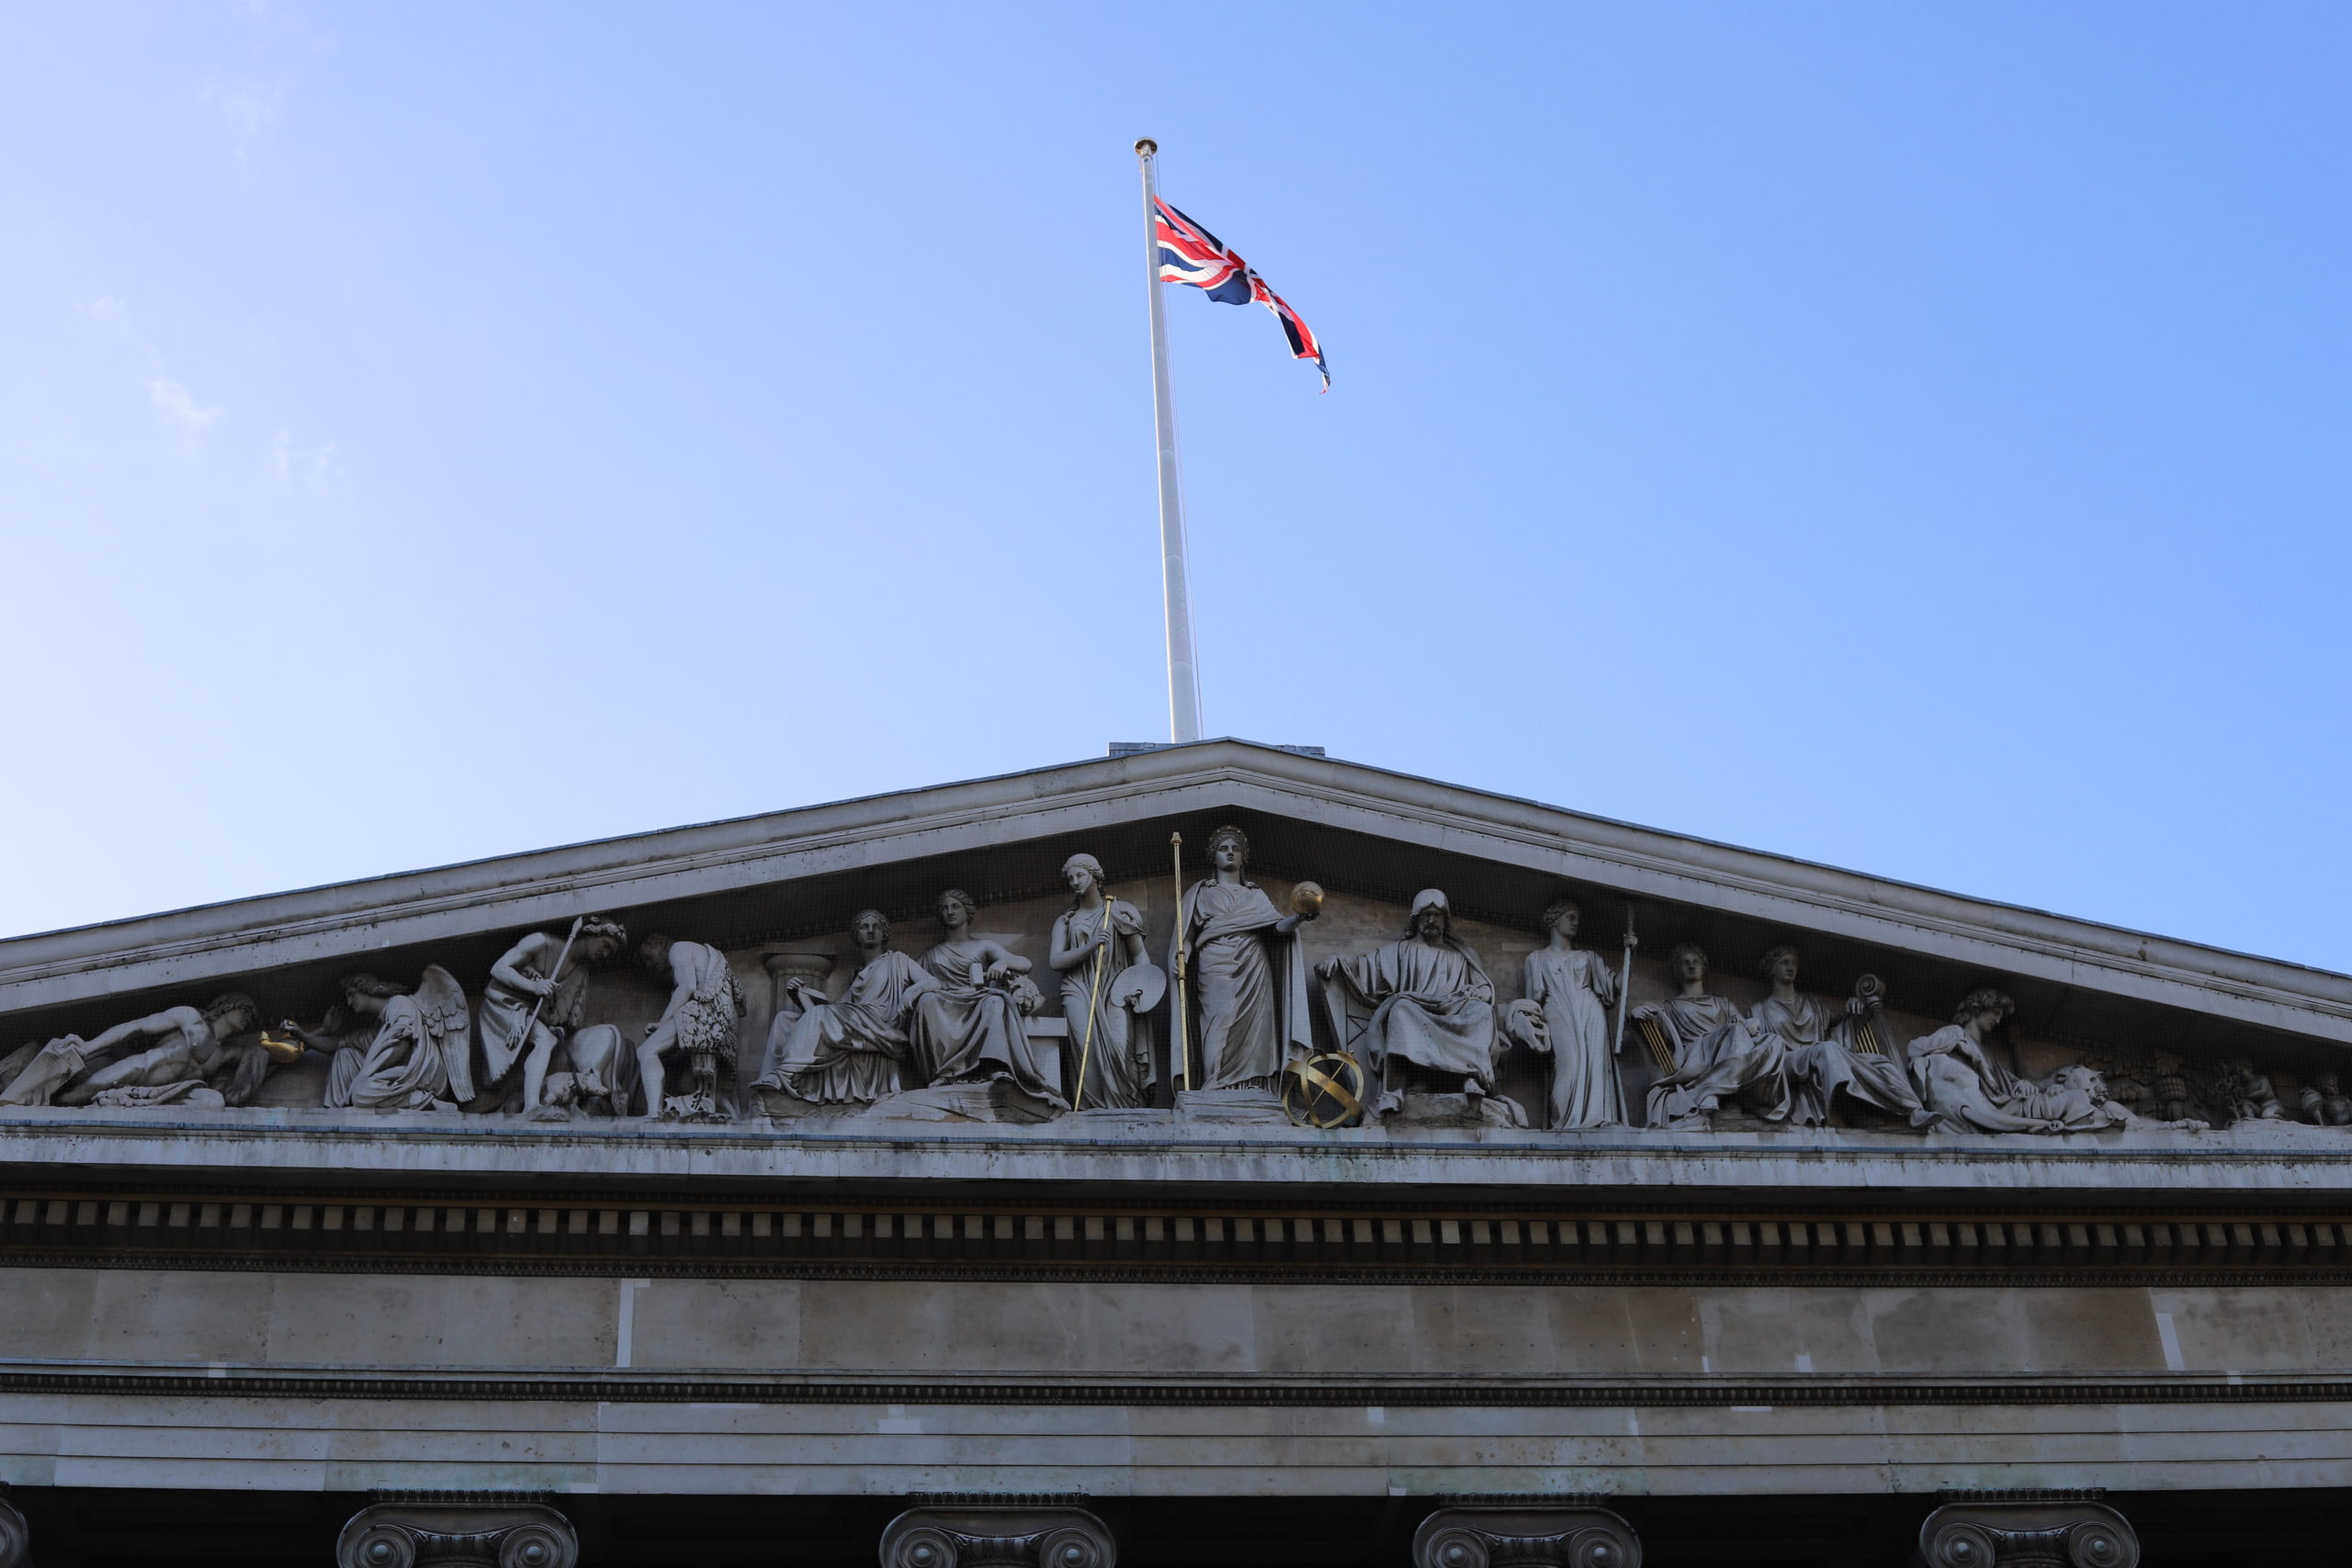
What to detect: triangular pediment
<box><xmin>1</xmin><ymin>739</ymin><xmax>2346</xmax><ymax>1134</ymax></box>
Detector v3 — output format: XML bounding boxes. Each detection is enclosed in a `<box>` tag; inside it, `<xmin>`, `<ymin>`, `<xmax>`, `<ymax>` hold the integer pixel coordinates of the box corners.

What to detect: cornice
<box><xmin>1</xmin><ymin>1365</ymin><xmax>2346</xmax><ymax>1410</ymax></box>
<box><xmin>2</xmin><ymin>740</ymin><xmax>2346</xmax><ymax>1040</ymax></box>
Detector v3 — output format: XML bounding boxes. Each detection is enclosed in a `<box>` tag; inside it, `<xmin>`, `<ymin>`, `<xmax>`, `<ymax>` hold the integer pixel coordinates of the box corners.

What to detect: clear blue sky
<box><xmin>4</xmin><ymin>5</ymin><xmax>2346</xmax><ymax>969</ymax></box>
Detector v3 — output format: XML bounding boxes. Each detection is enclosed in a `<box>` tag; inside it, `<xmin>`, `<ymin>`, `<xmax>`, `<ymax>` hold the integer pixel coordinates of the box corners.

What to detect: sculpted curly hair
<box><xmin>1540</xmin><ymin>899</ymin><xmax>1581</xmax><ymax>935</ymax></box>
<box><xmin>1953</xmin><ymin>987</ymin><xmax>2016</xmax><ymax>1025</ymax></box>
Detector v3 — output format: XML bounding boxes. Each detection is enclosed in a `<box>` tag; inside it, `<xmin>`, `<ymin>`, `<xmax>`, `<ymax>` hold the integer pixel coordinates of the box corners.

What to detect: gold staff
<box><xmin>1170</xmin><ymin>832</ymin><xmax>1191</xmax><ymax>1093</ymax></box>
<box><xmin>1071</xmin><ymin>882</ymin><xmax>1117</xmax><ymax>1111</ymax></box>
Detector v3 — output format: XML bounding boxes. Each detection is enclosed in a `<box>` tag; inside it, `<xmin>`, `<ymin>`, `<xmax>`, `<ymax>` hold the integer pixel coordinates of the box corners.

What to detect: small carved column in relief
<box><xmin>879</xmin><ymin>1504</ymin><xmax>1116</xmax><ymax>1568</ymax></box>
<box><xmin>336</xmin><ymin>1494</ymin><xmax>579</xmax><ymax>1568</ymax></box>
<box><xmin>1916</xmin><ymin>1491</ymin><xmax>2138</xmax><ymax>1568</ymax></box>
<box><xmin>765</xmin><ymin>950</ymin><xmax>835</xmax><ymax>1033</ymax></box>
<box><xmin>0</xmin><ymin>1492</ymin><xmax>27</xmax><ymax>1568</ymax></box>
<box><xmin>1412</xmin><ymin>1503</ymin><xmax>1641</xmax><ymax>1568</ymax></box>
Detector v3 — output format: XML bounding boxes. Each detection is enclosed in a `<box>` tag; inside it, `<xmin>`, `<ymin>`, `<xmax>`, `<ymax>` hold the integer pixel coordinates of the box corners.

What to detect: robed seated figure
<box><xmin>1639</xmin><ymin>942</ymin><xmax>1793</xmax><ymax>1129</ymax></box>
<box><xmin>756</xmin><ymin>910</ymin><xmax>937</xmax><ymax>1105</ymax></box>
<box><xmin>1317</xmin><ymin>888</ymin><xmax>1508</xmax><ymax>1120</ymax></box>
<box><xmin>907</xmin><ymin>889</ymin><xmax>1064</xmax><ymax>1106</ymax></box>
<box><xmin>1755</xmin><ymin>948</ymin><xmax>1936</xmax><ymax>1129</ymax></box>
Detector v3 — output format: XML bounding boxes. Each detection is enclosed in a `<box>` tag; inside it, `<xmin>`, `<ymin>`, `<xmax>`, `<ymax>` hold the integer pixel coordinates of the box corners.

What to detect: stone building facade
<box><xmin>0</xmin><ymin>740</ymin><xmax>2346</xmax><ymax>1564</ymax></box>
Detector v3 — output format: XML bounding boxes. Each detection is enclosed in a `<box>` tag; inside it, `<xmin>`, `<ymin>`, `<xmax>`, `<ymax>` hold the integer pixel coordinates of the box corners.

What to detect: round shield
<box><xmin>1282</xmin><ymin>1050</ymin><xmax>1367</xmax><ymax>1129</ymax></box>
<box><xmin>1109</xmin><ymin>963</ymin><xmax>1167</xmax><ymax>1013</ymax></box>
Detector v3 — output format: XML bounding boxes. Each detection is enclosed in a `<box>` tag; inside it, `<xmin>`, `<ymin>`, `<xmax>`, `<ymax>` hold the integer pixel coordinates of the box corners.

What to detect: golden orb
<box><xmin>1289</xmin><ymin>881</ymin><xmax>1326</xmax><ymax>917</ymax></box>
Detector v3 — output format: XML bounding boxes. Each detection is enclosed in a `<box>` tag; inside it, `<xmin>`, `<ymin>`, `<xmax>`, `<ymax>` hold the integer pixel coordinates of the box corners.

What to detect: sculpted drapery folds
<box><xmin>1516</xmin><ymin>899</ymin><xmax>1624</xmax><ymax>1129</ymax></box>
<box><xmin>1318</xmin><ymin>889</ymin><xmax>1503</xmax><ymax>1117</ymax></box>
<box><xmin>316</xmin><ymin>968</ymin><xmax>470</xmax><ymax>1112</ymax></box>
<box><xmin>1639</xmin><ymin>942</ymin><xmax>1794</xmax><ymax>1130</ymax></box>
<box><xmin>1905</xmin><ymin>988</ymin><xmax>2130</xmax><ymax>1134</ymax></box>
<box><xmin>757</xmin><ymin>911</ymin><xmax>937</xmax><ymax>1104</ymax></box>
<box><xmin>909</xmin><ymin>889</ymin><xmax>1064</xmax><ymax>1105</ymax></box>
<box><xmin>1049</xmin><ymin>853</ymin><xmax>1159</xmax><ymax>1111</ymax></box>
<box><xmin>477</xmin><ymin>917</ymin><xmax>628</xmax><ymax>1111</ymax></box>
<box><xmin>1758</xmin><ymin>949</ymin><xmax>1937</xmax><ymax>1130</ymax></box>
<box><xmin>1182</xmin><ymin>825</ymin><xmax>1316</xmax><ymax>1093</ymax></box>
<box><xmin>0</xmin><ymin>992</ymin><xmax>264</xmax><ymax>1109</ymax></box>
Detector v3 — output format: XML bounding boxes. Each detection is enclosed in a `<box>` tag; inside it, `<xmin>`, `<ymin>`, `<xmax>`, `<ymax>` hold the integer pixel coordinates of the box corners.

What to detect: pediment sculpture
<box><xmin>0</xmin><ymin>830</ymin><xmax>2336</xmax><ymax>1144</ymax></box>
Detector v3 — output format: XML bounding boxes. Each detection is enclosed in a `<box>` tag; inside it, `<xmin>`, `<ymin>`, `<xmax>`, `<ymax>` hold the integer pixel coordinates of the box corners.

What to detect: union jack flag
<box><xmin>1153</xmin><ymin>197</ymin><xmax>1329</xmax><ymax>390</ymax></box>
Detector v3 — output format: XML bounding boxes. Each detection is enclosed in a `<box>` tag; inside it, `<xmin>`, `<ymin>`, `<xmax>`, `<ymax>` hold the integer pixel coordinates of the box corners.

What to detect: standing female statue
<box><xmin>1048</xmin><ymin>853</ymin><xmax>1159</xmax><ymax>1109</ymax></box>
<box><xmin>1181</xmin><ymin>825</ymin><xmax>1317</xmax><ymax>1092</ymax></box>
<box><xmin>908</xmin><ymin>889</ymin><xmax>1065</xmax><ymax>1106</ymax></box>
<box><xmin>1519</xmin><ymin>899</ymin><xmax>1624</xmax><ymax>1128</ymax></box>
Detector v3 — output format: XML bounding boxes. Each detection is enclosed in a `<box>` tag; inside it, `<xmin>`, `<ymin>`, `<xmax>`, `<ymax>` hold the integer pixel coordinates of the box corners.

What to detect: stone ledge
<box><xmin>4</xmin><ymin>1363</ymin><xmax>2352</xmax><ymax>1408</ymax></box>
<box><xmin>4</xmin><ymin>1106</ymin><xmax>2352</xmax><ymax>1196</ymax></box>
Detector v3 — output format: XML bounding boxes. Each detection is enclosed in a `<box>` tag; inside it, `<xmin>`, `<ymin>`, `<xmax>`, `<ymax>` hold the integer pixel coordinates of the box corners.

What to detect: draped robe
<box><xmin>759</xmin><ymin>950</ymin><xmax>933</xmax><ymax>1105</ymax></box>
<box><xmin>1770</xmin><ymin>993</ymin><xmax>1934</xmax><ymax>1128</ymax></box>
<box><xmin>345</xmin><ymin>993</ymin><xmax>450</xmax><ymax>1111</ymax></box>
<box><xmin>1641</xmin><ymin>992</ymin><xmax>1792</xmax><ymax>1127</ymax></box>
<box><xmin>1905</xmin><ymin>1026</ymin><xmax>2120</xmax><ymax>1134</ymax></box>
<box><xmin>1056</xmin><ymin>901</ymin><xmax>1154</xmax><ymax>1110</ymax></box>
<box><xmin>909</xmin><ymin>942</ymin><xmax>1064</xmax><ymax>1105</ymax></box>
<box><xmin>1184</xmin><ymin>880</ymin><xmax>1312</xmax><ymax>1092</ymax></box>
<box><xmin>1523</xmin><ymin>946</ymin><xmax>1622</xmax><ymax>1128</ymax></box>
<box><xmin>1329</xmin><ymin>935</ymin><xmax>1499</xmax><ymax>1089</ymax></box>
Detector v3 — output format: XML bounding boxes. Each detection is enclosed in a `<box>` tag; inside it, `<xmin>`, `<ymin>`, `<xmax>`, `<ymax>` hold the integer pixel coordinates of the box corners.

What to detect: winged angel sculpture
<box><xmin>322</xmin><ymin>966</ymin><xmax>474</xmax><ymax>1112</ymax></box>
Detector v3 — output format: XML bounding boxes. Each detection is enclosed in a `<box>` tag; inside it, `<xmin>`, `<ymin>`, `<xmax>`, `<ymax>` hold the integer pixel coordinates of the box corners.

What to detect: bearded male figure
<box><xmin>1317</xmin><ymin>889</ymin><xmax>1504</xmax><ymax>1119</ymax></box>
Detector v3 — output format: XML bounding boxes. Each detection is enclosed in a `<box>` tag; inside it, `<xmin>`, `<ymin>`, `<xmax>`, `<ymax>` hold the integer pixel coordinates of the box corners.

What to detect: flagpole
<box><xmin>1136</xmin><ymin>138</ymin><xmax>1204</xmax><ymax>745</ymax></box>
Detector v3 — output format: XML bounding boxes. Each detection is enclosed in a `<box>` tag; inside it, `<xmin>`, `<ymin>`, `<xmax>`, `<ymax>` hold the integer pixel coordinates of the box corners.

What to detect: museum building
<box><xmin>1</xmin><ymin>739</ymin><xmax>2348</xmax><ymax>1566</ymax></box>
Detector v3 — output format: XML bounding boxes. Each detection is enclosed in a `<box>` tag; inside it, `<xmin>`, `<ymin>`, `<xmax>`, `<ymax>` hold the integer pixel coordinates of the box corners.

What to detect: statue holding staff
<box><xmin>1048</xmin><ymin>853</ymin><xmax>1160</xmax><ymax>1110</ymax></box>
<box><xmin>477</xmin><ymin>916</ymin><xmax>628</xmax><ymax>1111</ymax></box>
<box><xmin>1181</xmin><ymin>825</ymin><xmax>1317</xmax><ymax>1092</ymax></box>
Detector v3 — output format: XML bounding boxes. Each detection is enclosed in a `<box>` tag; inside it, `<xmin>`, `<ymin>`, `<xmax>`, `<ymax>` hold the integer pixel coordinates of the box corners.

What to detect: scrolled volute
<box><xmin>880</xmin><ymin>1506</ymin><xmax>1116</xmax><ymax>1568</ymax></box>
<box><xmin>335</xmin><ymin>1498</ymin><xmax>578</xmax><ymax>1568</ymax></box>
<box><xmin>1918</xmin><ymin>1495</ymin><xmax>2138</xmax><ymax>1568</ymax></box>
<box><xmin>1411</xmin><ymin>1506</ymin><xmax>1640</xmax><ymax>1568</ymax></box>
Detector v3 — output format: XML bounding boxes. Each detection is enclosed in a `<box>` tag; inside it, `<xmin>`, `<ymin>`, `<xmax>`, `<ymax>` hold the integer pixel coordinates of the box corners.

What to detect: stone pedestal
<box><xmin>1411</xmin><ymin>1503</ymin><xmax>1639</xmax><ymax>1568</ymax></box>
<box><xmin>1915</xmin><ymin>1491</ymin><xmax>2137</xmax><ymax>1568</ymax></box>
<box><xmin>336</xmin><ymin>1495</ymin><xmax>578</xmax><ymax>1568</ymax></box>
<box><xmin>879</xmin><ymin>1504</ymin><xmax>1114</xmax><ymax>1568</ymax></box>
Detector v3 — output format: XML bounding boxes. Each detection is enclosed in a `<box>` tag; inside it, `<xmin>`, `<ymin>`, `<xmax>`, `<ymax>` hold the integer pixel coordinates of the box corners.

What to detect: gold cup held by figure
<box><xmin>258</xmin><ymin>1032</ymin><xmax>306</xmax><ymax>1065</ymax></box>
